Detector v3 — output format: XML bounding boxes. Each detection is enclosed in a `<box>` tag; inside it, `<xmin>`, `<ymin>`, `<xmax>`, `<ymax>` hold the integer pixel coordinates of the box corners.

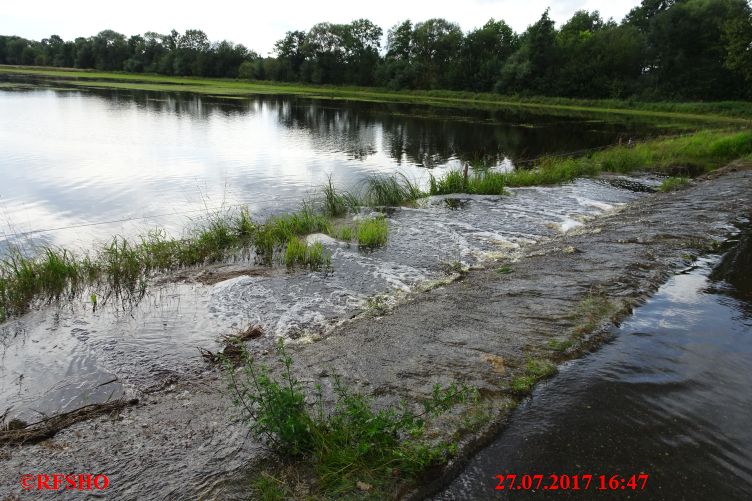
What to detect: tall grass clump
<box><xmin>283</xmin><ymin>238</ymin><xmax>330</xmax><ymax>270</ymax></box>
<box><xmin>224</xmin><ymin>340</ymin><xmax>475</xmax><ymax>497</ymax></box>
<box><xmin>357</xmin><ymin>216</ymin><xmax>388</xmax><ymax>248</ymax></box>
<box><xmin>0</xmin><ymin>248</ymin><xmax>83</xmax><ymax>320</ymax></box>
<box><xmin>429</xmin><ymin>169</ymin><xmax>506</xmax><ymax>195</ymax></box>
<box><xmin>0</xmin><ymin>205</ymin><xmax>336</xmax><ymax>320</ymax></box>
<box><xmin>321</xmin><ymin>177</ymin><xmax>360</xmax><ymax>217</ymax></box>
<box><xmin>363</xmin><ymin>174</ymin><xmax>425</xmax><ymax>207</ymax></box>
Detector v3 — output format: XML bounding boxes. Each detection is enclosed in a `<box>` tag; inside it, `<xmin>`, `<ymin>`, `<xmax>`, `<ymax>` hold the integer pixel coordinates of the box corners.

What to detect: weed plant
<box><xmin>658</xmin><ymin>176</ymin><xmax>690</xmax><ymax>192</ymax></box>
<box><xmin>356</xmin><ymin>216</ymin><xmax>389</xmax><ymax>248</ymax></box>
<box><xmin>223</xmin><ymin>340</ymin><xmax>475</xmax><ymax>497</ymax></box>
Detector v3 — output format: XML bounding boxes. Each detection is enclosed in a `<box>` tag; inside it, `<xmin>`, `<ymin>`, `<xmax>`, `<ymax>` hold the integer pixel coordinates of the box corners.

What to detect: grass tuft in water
<box><xmin>510</xmin><ymin>358</ymin><xmax>558</xmax><ymax>394</ymax></box>
<box><xmin>356</xmin><ymin>216</ymin><xmax>389</xmax><ymax>248</ymax></box>
<box><xmin>321</xmin><ymin>177</ymin><xmax>360</xmax><ymax>217</ymax></box>
<box><xmin>363</xmin><ymin>174</ymin><xmax>425</xmax><ymax>207</ymax></box>
<box><xmin>658</xmin><ymin>176</ymin><xmax>690</xmax><ymax>192</ymax></box>
<box><xmin>283</xmin><ymin>238</ymin><xmax>330</xmax><ymax>270</ymax></box>
<box><xmin>429</xmin><ymin>169</ymin><xmax>506</xmax><ymax>195</ymax></box>
<box><xmin>571</xmin><ymin>292</ymin><xmax>616</xmax><ymax>337</ymax></box>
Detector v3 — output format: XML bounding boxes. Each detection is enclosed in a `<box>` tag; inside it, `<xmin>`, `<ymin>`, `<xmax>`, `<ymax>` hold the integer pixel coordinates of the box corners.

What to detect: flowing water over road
<box><xmin>437</xmin><ymin>226</ymin><xmax>752</xmax><ymax>500</ymax></box>
<box><xmin>0</xmin><ymin>84</ymin><xmax>671</xmax><ymax>425</ymax></box>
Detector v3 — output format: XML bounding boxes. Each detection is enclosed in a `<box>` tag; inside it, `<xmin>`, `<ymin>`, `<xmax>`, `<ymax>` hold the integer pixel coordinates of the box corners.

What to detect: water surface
<box><xmin>0</xmin><ymin>84</ymin><xmax>674</xmax><ymax>250</ymax></box>
<box><xmin>437</xmin><ymin>226</ymin><xmax>752</xmax><ymax>500</ymax></box>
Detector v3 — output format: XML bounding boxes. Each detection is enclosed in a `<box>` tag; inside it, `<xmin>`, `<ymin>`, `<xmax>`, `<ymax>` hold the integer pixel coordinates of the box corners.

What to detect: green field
<box><xmin>2</xmin><ymin>65</ymin><xmax>751</xmax><ymax>125</ymax></box>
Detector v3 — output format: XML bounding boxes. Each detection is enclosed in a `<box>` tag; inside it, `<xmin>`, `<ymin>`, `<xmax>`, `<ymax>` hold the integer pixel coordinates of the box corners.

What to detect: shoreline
<box><xmin>1</xmin><ymin>65</ymin><xmax>751</xmax><ymax>125</ymax></box>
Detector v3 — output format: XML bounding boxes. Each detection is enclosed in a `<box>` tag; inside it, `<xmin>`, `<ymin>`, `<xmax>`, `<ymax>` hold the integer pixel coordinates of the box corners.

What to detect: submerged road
<box><xmin>1</xmin><ymin>163</ymin><xmax>751</xmax><ymax>499</ymax></box>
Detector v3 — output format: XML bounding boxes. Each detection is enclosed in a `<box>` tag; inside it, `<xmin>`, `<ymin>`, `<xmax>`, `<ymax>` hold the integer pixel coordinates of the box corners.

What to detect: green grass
<box><xmin>225</xmin><ymin>340</ymin><xmax>475</xmax><ymax>498</ymax></box>
<box><xmin>356</xmin><ymin>216</ymin><xmax>389</xmax><ymax>248</ymax></box>
<box><xmin>321</xmin><ymin>177</ymin><xmax>360</xmax><ymax>217</ymax></box>
<box><xmin>658</xmin><ymin>176</ymin><xmax>691</xmax><ymax>192</ymax></box>
<box><xmin>2</xmin><ymin>128</ymin><xmax>749</xmax><ymax>321</ymax></box>
<box><xmin>0</xmin><ymin>206</ymin><xmax>331</xmax><ymax>320</ymax></box>
<box><xmin>510</xmin><ymin>359</ymin><xmax>558</xmax><ymax>394</ymax></box>
<box><xmin>0</xmin><ymin>173</ymin><xmax>406</xmax><ymax>321</ymax></box>
<box><xmin>362</xmin><ymin>174</ymin><xmax>425</xmax><ymax>207</ymax></box>
<box><xmin>328</xmin><ymin>224</ymin><xmax>354</xmax><ymax>243</ymax></box>
<box><xmin>2</xmin><ymin>65</ymin><xmax>751</xmax><ymax>124</ymax></box>
<box><xmin>283</xmin><ymin>238</ymin><xmax>330</xmax><ymax>270</ymax></box>
<box><xmin>501</xmin><ymin>129</ymin><xmax>752</xmax><ymax>188</ymax></box>
<box><xmin>429</xmin><ymin>169</ymin><xmax>506</xmax><ymax>195</ymax></box>
<box><xmin>571</xmin><ymin>292</ymin><xmax>617</xmax><ymax>338</ymax></box>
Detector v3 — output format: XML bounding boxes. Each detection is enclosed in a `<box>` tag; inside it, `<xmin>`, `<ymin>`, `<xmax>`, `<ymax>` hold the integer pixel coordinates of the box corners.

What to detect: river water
<box><xmin>0</xmin><ymin>84</ymin><xmax>676</xmax><ymax>423</ymax></box>
<box><xmin>0</xmin><ymin>84</ymin><xmax>673</xmax><ymax>251</ymax></box>
<box><xmin>437</xmin><ymin>225</ymin><xmax>752</xmax><ymax>500</ymax></box>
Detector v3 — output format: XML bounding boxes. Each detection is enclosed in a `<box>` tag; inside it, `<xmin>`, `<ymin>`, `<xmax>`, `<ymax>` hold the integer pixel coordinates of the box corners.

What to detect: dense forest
<box><xmin>2</xmin><ymin>0</ymin><xmax>751</xmax><ymax>100</ymax></box>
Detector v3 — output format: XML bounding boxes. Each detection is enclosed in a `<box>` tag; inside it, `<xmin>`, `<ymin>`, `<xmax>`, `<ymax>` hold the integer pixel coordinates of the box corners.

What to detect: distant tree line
<box><xmin>2</xmin><ymin>0</ymin><xmax>751</xmax><ymax>100</ymax></box>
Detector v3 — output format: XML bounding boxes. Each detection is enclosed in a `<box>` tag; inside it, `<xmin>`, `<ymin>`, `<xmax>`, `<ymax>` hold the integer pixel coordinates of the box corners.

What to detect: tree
<box><xmin>635</xmin><ymin>0</ymin><xmax>750</xmax><ymax>99</ymax></box>
<box><xmin>498</xmin><ymin>10</ymin><xmax>558</xmax><ymax>94</ymax></box>
<box><xmin>724</xmin><ymin>7</ymin><xmax>752</xmax><ymax>90</ymax></box>
<box><xmin>274</xmin><ymin>30</ymin><xmax>307</xmax><ymax>80</ymax></box>
<box><xmin>410</xmin><ymin>18</ymin><xmax>463</xmax><ymax>88</ymax></box>
<box><xmin>91</xmin><ymin>30</ymin><xmax>129</xmax><ymax>70</ymax></box>
<box><xmin>461</xmin><ymin>19</ymin><xmax>518</xmax><ymax>91</ymax></box>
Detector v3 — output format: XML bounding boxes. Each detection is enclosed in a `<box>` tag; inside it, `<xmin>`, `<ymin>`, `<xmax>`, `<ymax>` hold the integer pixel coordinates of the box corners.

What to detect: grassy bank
<box><xmin>500</xmin><ymin>129</ymin><xmax>752</xmax><ymax>187</ymax></box>
<box><xmin>1</xmin><ymin>65</ymin><xmax>751</xmax><ymax>124</ymax></box>
<box><xmin>424</xmin><ymin>129</ymin><xmax>752</xmax><ymax>192</ymax></box>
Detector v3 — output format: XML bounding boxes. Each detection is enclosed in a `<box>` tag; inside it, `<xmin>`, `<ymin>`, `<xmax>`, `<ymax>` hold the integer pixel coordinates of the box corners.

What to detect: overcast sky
<box><xmin>1</xmin><ymin>0</ymin><xmax>642</xmax><ymax>55</ymax></box>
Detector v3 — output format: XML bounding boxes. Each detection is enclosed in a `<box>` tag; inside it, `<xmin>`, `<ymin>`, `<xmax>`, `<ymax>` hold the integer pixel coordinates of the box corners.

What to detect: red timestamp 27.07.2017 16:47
<box><xmin>494</xmin><ymin>473</ymin><xmax>649</xmax><ymax>491</ymax></box>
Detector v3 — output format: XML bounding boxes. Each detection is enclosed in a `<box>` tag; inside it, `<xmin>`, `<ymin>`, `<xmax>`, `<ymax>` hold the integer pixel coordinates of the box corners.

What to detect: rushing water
<box><xmin>0</xmin><ymin>84</ymin><xmax>673</xmax><ymax>429</ymax></box>
<box><xmin>437</xmin><ymin>225</ymin><xmax>752</xmax><ymax>500</ymax></box>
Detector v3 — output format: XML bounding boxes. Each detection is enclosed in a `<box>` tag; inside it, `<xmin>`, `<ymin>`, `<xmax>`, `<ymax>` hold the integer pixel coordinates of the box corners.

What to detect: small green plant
<box><xmin>224</xmin><ymin>340</ymin><xmax>475</xmax><ymax>496</ymax></box>
<box><xmin>321</xmin><ymin>177</ymin><xmax>350</xmax><ymax>217</ymax></box>
<box><xmin>496</xmin><ymin>265</ymin><xmax>513</xmax><ymax>274</ymax></box>
<box><xmin>547</xmin><ymin>338</ymin><xmax>572</xmax><ymax>352</ymax></box>
<box><xmin>283</xmin><ymin>238</ymin><xmax>330</xmax><ymax>270</ymax></box>
<box><xmin>365</xmin><ymin>294</ymin><xmax>390</xmax><ymax>315</ymax></box>
<box><xmin>571</xmin><ymin>292</ymin><xmax>616</xmax><ymax>337</ymax></box>
<box><xmin>357</xmin><ymin>216</ymin><xmax>388</xmax><ymax>248</ymax></box>
<box><xmin>251</xmin><ymin>472</ymin><xmax>290</xmax><ymax>501</ymax></box>
<box><xmin>428</xmin><ymin>169</ymin><xmax>506</xmax><ymax>195</ymax></box>
<box><xmin>328</xmin><ymin>224</ymin><xmax>354</xmax><ymax>242</ymax></box>
<box><xmin>658</xmin><ymin>176</ymin><xmax>690</xmax><ymax>192</ymax></box>
<box><xmin>510</xmin><ymin>358</ymin><xmax>557</xmax><ymax>394</ymax></box>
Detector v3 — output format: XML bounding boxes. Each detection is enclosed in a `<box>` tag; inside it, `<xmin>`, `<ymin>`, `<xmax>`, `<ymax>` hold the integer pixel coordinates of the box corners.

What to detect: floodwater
<box><xmin>0</xmin><ymin>83</ymin><xmax>675</xmax><ymax>250</ymax></box>
<box><xmin>0</xmin><ymin>84</ymin><xmax>672</xmax><ymax>430</ymax></box>
<box><xmin>437</xmin><ymin>225</ymin><xmax>752</xmax><ymax>500</ymax></box>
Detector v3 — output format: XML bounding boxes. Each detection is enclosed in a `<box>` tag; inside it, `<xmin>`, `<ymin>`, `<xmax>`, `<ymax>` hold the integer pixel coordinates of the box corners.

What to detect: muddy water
<box><xmin>436</xmin><ymin>226</ymin><xmax>752</xmax><ymax>500</ymax></box>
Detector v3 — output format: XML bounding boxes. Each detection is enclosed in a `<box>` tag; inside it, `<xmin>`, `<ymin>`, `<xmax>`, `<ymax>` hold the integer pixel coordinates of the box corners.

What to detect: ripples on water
<box><xmin>437</xmin><ymin>226</ymin><xmax>752</xmax><ymax>500</ymax></box>
<box><xmin>0</xmin><ymin>85</ymin><xmax>668</xmax><ymax>429</ymax></box>
<box><xmin>0</xmin><ymin>85</ymin><xmax>668</xmax><ymax>250</ymax></box>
